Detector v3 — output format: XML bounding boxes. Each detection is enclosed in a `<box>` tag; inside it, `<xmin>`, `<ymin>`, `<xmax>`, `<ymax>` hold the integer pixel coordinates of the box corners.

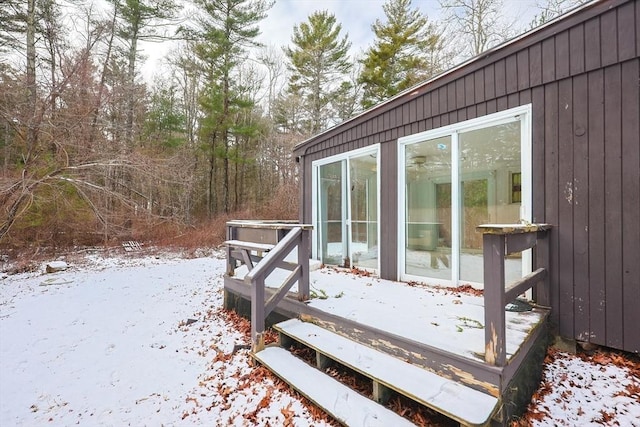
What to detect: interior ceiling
<box><xmin>406</xmin><ymin>123</ymin><xmax>521</xmax><ymax>172</ymax></box>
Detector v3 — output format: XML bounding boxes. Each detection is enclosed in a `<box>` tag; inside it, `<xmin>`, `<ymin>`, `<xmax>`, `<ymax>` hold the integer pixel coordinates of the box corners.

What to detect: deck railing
<box><xmin>477</xmin><ymin>223</ymin><xmax>552</xmax><ymax>366</ymax></box>
<box><xmin>225</xmin><ymin>221</ymin><xmax>312</xmax><ymax>351</ymax></box>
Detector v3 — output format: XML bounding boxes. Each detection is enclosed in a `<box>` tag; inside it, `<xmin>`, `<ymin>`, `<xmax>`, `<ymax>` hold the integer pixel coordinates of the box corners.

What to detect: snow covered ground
<box><xmin>1</xmin><ymin>251</ymin><xmax>638</xmax><ymax>426</ymax></box>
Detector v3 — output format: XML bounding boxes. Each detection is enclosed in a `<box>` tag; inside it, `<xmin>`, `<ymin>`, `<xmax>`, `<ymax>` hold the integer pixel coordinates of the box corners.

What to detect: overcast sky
<box><xmin>140</xmin><ymin>0</ymin><xmax>542</xmax><ymax>80</ymax></box>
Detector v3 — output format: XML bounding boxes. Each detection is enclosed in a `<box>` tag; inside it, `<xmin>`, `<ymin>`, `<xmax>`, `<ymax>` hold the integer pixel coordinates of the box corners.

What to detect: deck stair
<box><xmin>253</xmin><ymin>318</ymin><xmax>500</xmax><ymax>427</ymax></box>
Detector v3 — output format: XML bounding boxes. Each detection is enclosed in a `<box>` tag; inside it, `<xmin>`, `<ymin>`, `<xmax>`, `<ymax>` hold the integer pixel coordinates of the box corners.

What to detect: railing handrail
<box><xmin>478</xmin><ymin>223</ymin><xmax>551</xmax><ymax>366</ymax></box>
<box><xmin>226</xmin><ymin>220</ymin><xmax>313</xmax><ymax>230</ymax></box>
<box><xmin>245</xmin><ymin>226</ymin><xmax>302</xmax><ymax>284</ymax></box>
<box><xmin>225</xmin><ymin>220</ymin><xmax>311</xmax><ymax>351</ymax></box>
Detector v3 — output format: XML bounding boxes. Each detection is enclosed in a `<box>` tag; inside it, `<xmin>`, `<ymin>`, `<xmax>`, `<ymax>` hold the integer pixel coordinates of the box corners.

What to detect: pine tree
<box><xmin>190</xmin><ymin>0</ymin><xmax>271</xmax><ymax>214</ymax></box>
<box><xmin>106</xmin><ymin>0</ymin><xmax>179</xmax><ymax>146</ymax></box>
<box><xmin>284</xmin><ymin>11</ymin><xmax>352</xmax><ymax>134</ymax></box>
<box><xmin>359</xmin><ymin>0</ymin><xmax>443</xmax><ymax>109</ymax></box>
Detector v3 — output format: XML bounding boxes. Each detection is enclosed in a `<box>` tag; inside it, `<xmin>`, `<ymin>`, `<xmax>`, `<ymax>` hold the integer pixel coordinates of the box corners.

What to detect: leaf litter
<box><xmin>0</xmin><ymin>252</ymin><xmax>637</xmax><ymax>426</ymax></box>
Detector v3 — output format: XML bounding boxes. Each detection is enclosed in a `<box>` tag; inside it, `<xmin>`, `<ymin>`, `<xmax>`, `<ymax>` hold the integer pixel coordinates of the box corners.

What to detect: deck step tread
<box><xmin>254</xmin><ymin>346</ymin><xmax>415</xmax><ymax>426</ymax></box>
<box><xmin>275</xmin><ymin>318</ymin><xmax>498</xmax><ymax>426</ymax></box>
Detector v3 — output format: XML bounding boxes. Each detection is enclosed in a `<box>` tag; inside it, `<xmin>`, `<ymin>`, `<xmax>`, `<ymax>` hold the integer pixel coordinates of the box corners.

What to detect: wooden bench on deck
<box><xmin>224</xmin><ymin>239</ymin><xmax>275</xmax><ymax>274</ymax></box>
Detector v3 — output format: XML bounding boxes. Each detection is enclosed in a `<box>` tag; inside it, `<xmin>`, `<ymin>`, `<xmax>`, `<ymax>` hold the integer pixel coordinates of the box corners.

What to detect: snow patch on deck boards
<box><xmin>254</xmin><ymin>346</ymin><xmax>415</xmax><ymax>427</ymax></box>
<box><xmin>229</xmin><ymin>264</ymin><xmax>545</xmax><ymax>362</ymax></box>
<box><xmin>276</xmin><ymin>319</ymin><xmax>499</xmax><ymax>426</ymax></box>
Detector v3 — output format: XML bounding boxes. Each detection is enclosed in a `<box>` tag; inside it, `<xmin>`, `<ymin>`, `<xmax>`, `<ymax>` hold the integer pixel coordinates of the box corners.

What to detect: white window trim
<box><xmin>311</xmin><ymin>144</ymin><xmax>381</xmax><ymax>272</ymax></box>
<box><xmin>397</xmin><ymin>105</ymin><xmax>533</xmax><ymax>285</ymax></box>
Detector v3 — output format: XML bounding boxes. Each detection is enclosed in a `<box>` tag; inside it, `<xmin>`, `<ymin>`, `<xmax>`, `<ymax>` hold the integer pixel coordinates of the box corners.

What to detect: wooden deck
<box><xmin>223</xmin><ymin>221</ymin><xmax>551</xmax><ymax>426</ymax></box>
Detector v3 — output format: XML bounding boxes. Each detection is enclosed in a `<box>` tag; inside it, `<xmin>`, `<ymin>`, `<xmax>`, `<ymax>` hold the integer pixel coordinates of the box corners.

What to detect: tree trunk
<box><xmin>90</xmin><ymin>6</ymin><xmax>118</xmax><ymax>146</ymax></box>
<box><xmin>25</xmin><ymin>0</ymin><xmax>37</xmax><ymax>162</ymax></box>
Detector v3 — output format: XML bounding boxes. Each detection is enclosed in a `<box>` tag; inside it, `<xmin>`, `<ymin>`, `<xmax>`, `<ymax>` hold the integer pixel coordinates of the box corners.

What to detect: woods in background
<box><xmin>0</xmin><ymin>0</ymin><xmax>585</xmax><ymax>249</ymax></box>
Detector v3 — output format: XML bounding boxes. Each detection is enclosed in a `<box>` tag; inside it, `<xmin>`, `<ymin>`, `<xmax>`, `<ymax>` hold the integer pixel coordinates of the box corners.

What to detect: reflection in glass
<box><xmin>319</xmin><ymin>162</ymin><xmax>344</xmax><ymax>265</ymax></box>
<box><xmin>405</xmin><ymin>136</ymin><xmax>452</xmax><ymax>280</ymax></box>
<box><xmin>350</xmin><ymin>155</ymin><xmax>378</xmax><ymax>270</ymax></box>
<box><xmin>459</xmin><ymin>121</ymin><xmax>522</xmax><ymax>283</ymax></box>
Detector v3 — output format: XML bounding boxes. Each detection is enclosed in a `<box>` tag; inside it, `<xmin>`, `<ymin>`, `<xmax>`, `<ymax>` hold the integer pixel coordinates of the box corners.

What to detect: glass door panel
<box><xmin>405</xmin><ymin>136</ymin><xmax>452</xmax><ymax>280</ymax></box>
<box><xmin>350</xmin><ymin>155</ymin><xmax>378</xmax><ymax>269</ymax></box>
<box><xmin>459</xmin><ymin>121</ymin><xmax>521</xmax><ymax>283</ymax></box>
<box><xmin>319</xmin><ymin>161</ymin><xmax>345</xmax><ymax>265</ymax></box>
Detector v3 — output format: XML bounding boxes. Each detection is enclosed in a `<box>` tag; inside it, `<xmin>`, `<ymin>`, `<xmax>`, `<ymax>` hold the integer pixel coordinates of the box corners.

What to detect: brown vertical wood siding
<box><xmin>294</xmin><ymin>0</ymin><xmax>639</xmax><ymax>353</ymax></box>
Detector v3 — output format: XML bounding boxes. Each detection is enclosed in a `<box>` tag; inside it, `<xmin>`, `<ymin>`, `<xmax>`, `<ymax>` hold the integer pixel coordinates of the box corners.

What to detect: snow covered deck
<box><xmin>223</xmin><ymin>221</ymin><xmax>551</xmax><ymax>424</ymax></box>
<box><xmin>228</xmin><ymin>262</ymin><xmax>547</xmax><ymax>367</ymax></box>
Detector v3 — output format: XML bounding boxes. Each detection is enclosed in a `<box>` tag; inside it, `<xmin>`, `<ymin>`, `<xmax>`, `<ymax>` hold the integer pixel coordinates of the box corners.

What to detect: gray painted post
<box><xmin>483</xmin><ymin>233</ymin><xmax>506</xmax><ymax>366</ymax></box>
<box><xmin>534</xmin><ymin>230</ymin><xmax>551</xmax><ymax>307</ymax></box>
<box><xmin>251</xmin><ymin>273</ymin><xmax>266</xmax><ymax>351</ymax></box>
<box><xmin>298</xmin><ymin>228</ymin><xmax>310</xmax><ymax>300</ymax></box>
<box><xmin>226</xmin><ymin>224</ymin><xmax>235</xmax><ymax>276</ymax></box>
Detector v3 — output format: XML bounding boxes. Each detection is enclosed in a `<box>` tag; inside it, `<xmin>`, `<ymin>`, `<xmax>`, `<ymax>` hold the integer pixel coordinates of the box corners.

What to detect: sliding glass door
<box><xmin>400</xmin><ymin>106</ymin><xmax>531</xmax><ymax>286</ymax></box>
<box><xmin>314</xmin><ymin>147</ymin><xmax>379</xmax><ymax>270</ymax></box>
<box><xmin>318</xmin><ymin>161</ymin><xmax>346</xmax><ymax>265</ymax></box>
<box><xmin>405</xmin><ymin>136</ymin><xmax>452</xmax><ymax>280</ymax></box>
<box><xmin>458</xmin><ymin>123</ymin><xmax>521</xmax><ymax>284</ymax></box>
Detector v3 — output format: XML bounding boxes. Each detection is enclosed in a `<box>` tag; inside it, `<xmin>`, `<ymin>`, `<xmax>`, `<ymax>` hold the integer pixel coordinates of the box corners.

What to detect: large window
<box><xmin>313</xmin><ymin>146</ymin><xmax>379</xmax><ymax>271</ymax></box>
<box><xmin>399</xmin><ymin>106</ymin><xmax>531</xmax><ymax>286</ymax></box>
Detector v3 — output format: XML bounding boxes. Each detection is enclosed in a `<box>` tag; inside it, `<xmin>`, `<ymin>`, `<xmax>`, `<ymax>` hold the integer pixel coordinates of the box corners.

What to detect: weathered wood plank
<box><xmin>506</xmin><ymin>54</ymin><xmax>518</xmax><ymax>94</ymax></box>
<box><xmin>456</xmin><ymin>77</ymin><xmax>465</xmax><ymax>109</ymax></box>
<box><xmin>621</xmin><ymin>59</ymin><xmax>640</xmax><ymax>353</ymax></box>
<box><xmin>505</xmin><ymin>268</ymin><xmax>547</xmax><ymax>304</ymax></box>
<box><xmin>636</xmin><ymin>0</ymin><xmax>640</xmax><ymax>57</ymax></box>
<box><xmin>224</xmin><ymin>278</ymin><xmax>510</xmax><ymax>395</ymax></box>
<box><xmin>474</xmin><ymin>69</ymin><xmax>484</xmax><ymax>104</ymax></box>
<box><xmin>447</xmin><ymin>81</ymin><xmax>456</xmax><ymax>112</ymax></box>
<box><xmin>544</xmin><ymin>82</ymin><xmax>560</xmax><ymax>333</ymax></box>
<box><xmin>484</xmin><ymin>63</ymin><xmax>496</xmax><ymax>99</ymax></box>
<box><xmin>584</xmin><ymin>17</ymin><xmax>601</xmax><ymax>71</ymax></box>
<box><xmin>465</xmin><ymin>73</ymin><xmax>475</xmax><ymax>106</ymax></box>
<box><xmin>225</xmin><ymin>240</ymin><xmax>274</xmax><ymax>252</ymax></box>
<box><xmin>604</xmin><ymin>65</ymin><xmax>623</xmax><ymax>349</ymax></box>
<box><xmin>572</xmin><ymin>73</ymin><xmax>590</xmax><ymax>343</ymax></box>
<box><xmin>483</xmin><ymin>233</ymin><xmax>506</xmax><ymax>366</ymax></box>
<box><xmin>555</xmin><ymin>31</ymin><xmax>570</xmax><ymax>80</ymax></box>
<box><xmin>569</xmin><ymin>24</ymin><xmax>585</xmax><ymax>76</ymax></box>
<box><xmin>601</xmin><ymin>9</ymin><xmax>618</xmax><ymax>66</ymax></box>
<box><xmin>264</xmin><ymin>266</ymin><xmax>301</xmax><ymax>316</ymax></box>
<box><xmin>424</xmin><ymin>92</ymin><xmax>432</xmax><ymax>118</ymax></box>
<box><xmin>275</xmin><ymin>319</ymin><xmax>499</xmax><ymax>426</ymax></box>
<box><xmin>587</xmin><ymin>68</ymin><xmax>606</xmax><ymax>345</ymax></box>
<box><xmin>542</xmin><ymin>38</ymin><xmax>556</xmax><ymax>83</ymax></box>
<box><xmin>254</xmin><ymin>347</ymin><xmax>416</xmax><ymax>427</ymax></box>
<box><xmin>534</xmin><ymin>231</ymin><xmax>551</xmax><ymax>307</ymax></box>
<box><xmin>531</xmin><ymin>86</ymin><xmax>545</xmax><ymax>224</ymax></box>
<box><xmin>557</xmin><ymin>77</ymin><xmax>574</xmax><ymax>340</ymax></box>
<box><xmin>505</xmin><ymin>232</ymin><xmax>537</xmax><ymax>255</ymax></box>
<box><xmin>495</xmin><ymin>59</ymin><xmax>507</xmax><ymax>97</ymax></box>
<box><xmin>529</xmin><ymin>44</ymin><xmax>542</xmax><ymax>87</ymax></box>
<box><xmin>245</xmin><ymin>227</ymin><xmax>302</xmax><ymax>285</ymax></box>
<box><xmin>477</xmin><ymin>224</ymin><xmax>552</xmax><ymax>235</ymax></box>
<box><xmin>517</xmin><ymin>50</ymin><xmax>529</xmax><ymax>91</ymax></box>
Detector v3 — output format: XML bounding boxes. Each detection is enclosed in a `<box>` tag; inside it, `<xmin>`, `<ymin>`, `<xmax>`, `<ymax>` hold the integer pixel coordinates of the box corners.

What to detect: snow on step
<box><xmin>275</xmin><ymin>318</ymin><xmax>499</xmax><ymax>427</ymax></box>
<box><xmin>254</xmin><ymin>346</ymin><xmax>415</xmax><ymax>427</ymax></box>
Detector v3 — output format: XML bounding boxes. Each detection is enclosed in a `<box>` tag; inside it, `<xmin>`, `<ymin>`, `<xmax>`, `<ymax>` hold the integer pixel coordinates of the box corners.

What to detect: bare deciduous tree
<box><xmin>439</xmin><ymin>0</ymin><xmax>516</xmax><ymax>58</ymax></box>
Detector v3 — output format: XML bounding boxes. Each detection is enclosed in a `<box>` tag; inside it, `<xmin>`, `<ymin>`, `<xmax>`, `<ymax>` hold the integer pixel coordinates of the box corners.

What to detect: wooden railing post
<box><xmin>251</xmin><ymin>272</ymin><xmax>266</xmax><ymax>352</ymax></box>
<box><xmin>534</xmin><ymin>230</ymin><xmax>551</xmax><ymax>307</ymax></box>
<box><xmin>226</xmin><ymin>223</ymin><xmax>235</xmax><ymax>276</ymax></box>
<box><xmin>224</xmin><ymin>221</ymin><xmax>314</xmax><ymax>352</ymax></box>
<box><xmin>298</xmin><ymin>228</ymin><xmax>310</xmax><ymax>301</ymax></box>
<box><xmin>478</xmin><ymin>223</ymin><xmax>552</xmax><ymax>367</ymax></box>
<box><xmin>483</xmin><ymin>233</ymin><xmax>506</xmax><ymax>366</ymax></box>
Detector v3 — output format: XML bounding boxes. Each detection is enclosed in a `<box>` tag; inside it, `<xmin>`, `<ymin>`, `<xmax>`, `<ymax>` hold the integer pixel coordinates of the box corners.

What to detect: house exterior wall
<box><xmin>294</xmin><ymin>0</ymin><xmax>639</xmax><ymax>353</ymax></box>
